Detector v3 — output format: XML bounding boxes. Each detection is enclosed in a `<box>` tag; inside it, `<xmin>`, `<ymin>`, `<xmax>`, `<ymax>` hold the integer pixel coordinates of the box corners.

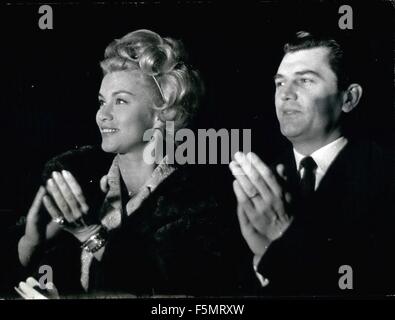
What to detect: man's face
<box><xmin>274</xmin><ymin>47</ymin><xmax>344</xmax><ymax>150</ymax></box>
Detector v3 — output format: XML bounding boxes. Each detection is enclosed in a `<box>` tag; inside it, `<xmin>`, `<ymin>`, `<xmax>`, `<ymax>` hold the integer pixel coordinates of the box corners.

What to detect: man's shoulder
<box><xmin>340</xmin><ymin>138</ymin><xmax>393</xmax><ymax>168</ymax></box>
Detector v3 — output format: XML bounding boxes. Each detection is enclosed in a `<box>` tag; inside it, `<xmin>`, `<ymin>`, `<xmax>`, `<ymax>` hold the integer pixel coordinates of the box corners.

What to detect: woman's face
<box><xmin>97</xmin><ymin>70</ymin><xmax>160</xmax><ymax>154</ymax></box>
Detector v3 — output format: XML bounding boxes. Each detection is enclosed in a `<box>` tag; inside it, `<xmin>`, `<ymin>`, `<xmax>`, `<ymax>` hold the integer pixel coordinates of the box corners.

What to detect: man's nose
<box><xmin>279</xmin><ymin>82</ymin><xmax>297</xmax><ymax>101</ymax></box>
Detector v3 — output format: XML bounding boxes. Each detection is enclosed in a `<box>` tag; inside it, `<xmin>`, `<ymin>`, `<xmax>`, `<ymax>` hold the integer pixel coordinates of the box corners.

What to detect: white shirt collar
<box><xmin>293</xmin><ymin>136</ymin><xmax>348</xmax><ymax>175</ymax></box>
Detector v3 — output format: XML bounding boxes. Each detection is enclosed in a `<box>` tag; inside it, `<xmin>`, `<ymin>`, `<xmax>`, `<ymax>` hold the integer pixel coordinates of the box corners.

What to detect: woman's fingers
<box><xmin>46</xmin><ymin>170</ymin><xmax>89</xmax><ymax>224</ymax></box>
<box><xmin>26</xmin><ymin>276</ymin><xmax>41</xmax><ymax>288</ymax></box>
<box><xmin>16</xmin><ymin>277</ymin><xmax>59</xmax><ymax>299</ymax></box>
<box><xmin>61</xmin><ymin>170</ymin><xmax>89</xmax><ymax>213</ymax></box>
<box><xmin>52</xmin><ymin>172</ymin><xmax>82</xmax><ymax>220</ymax></box>
<box><xmin>14</xmin><ymin>286</ymin><xmax>29</xmax><ymax>299</ymax></box>
<box><xmin>43</xmin><ymin>195</ymin><xmax>62</xmax><ymax>222</ymax></box>
<box><xmin>26</xmin><ymin>276</ymin><xmax>57</xmax><ymax>296</ymax></box>
<box><xmin>26</xmin><ymin>186</ymin><xmax>46</xmax><ymax>223</ymax></box>
<box><xmin>18</xmin><ymin>281</ymin><xmax>48</xmax><ymax>299</ymax></box>
<box><xmin>46</xmin><ymin>177</ymin><xmax>73</xmax><ymax>222</ymax></box>
<box><xmin>46</xmin><ymin>282</ymin><xmax>59</xmax><ymax>299</ymax></box>
<box><xmin>100</xmin><ymin>175</ymin><xmax>109</xmax><ymax>193</ymax></box>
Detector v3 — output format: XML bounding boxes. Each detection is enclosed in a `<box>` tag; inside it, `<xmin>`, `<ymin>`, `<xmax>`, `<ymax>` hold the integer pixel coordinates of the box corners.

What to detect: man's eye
<box><xmin>98</xmin><ymin>100</ymin><xmax>105</xmax><ymax>108</ymax></box>
<box><xmin>299</xmin><ymin>78</ymin><xmax>313</xmax><ymax>85</ymax></box>
<box><xmin>275</xmin><ymin>81</ymin><xmax>284</xmax><ymax>88</ymax></box>
<box><xmin>116</xmin><ymin>98</ymin><xmax>127</xmax><ymax>105</ymax></box>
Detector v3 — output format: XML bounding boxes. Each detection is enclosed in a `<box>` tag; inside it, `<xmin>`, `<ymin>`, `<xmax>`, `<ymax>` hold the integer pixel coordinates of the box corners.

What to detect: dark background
<box><xmin>0</xmin><ymin>0</ymin><xmax>393</xmax><ymax>228</ymax></box>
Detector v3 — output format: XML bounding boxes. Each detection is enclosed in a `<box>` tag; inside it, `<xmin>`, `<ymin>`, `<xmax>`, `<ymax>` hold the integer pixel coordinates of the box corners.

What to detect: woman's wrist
<box><xmin>18</xmin><ymin>235</ymin><xmax>44</xmax><ymax>267</ymax></box>
<box><xmin>20</xmin><ymin>234</ymin><xmax>44</xmax><ymax>250</ymax></box>
<box><xmin>80</xmin><ymin>227</ymin><xmax>108</xmax><ymax>254</ymax></box>
<box><xmin>73</xmin><ymin>224</ymin><xmax>103</xmax><ymax>243</ymax></box>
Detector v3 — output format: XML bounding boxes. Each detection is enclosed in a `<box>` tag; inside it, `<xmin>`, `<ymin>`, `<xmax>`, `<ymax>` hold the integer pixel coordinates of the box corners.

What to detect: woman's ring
<box><xmin>53</xmin><ymin>217</ymin><xmax>66</xmax><ymax>226</ymax></box>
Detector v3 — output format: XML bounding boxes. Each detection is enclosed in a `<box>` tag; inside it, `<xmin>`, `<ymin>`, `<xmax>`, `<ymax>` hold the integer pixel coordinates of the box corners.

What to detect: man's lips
<box><xmin>282</xmin><ymin>109</ymin><xmax>301</xmax><ymax>116</ymax></box>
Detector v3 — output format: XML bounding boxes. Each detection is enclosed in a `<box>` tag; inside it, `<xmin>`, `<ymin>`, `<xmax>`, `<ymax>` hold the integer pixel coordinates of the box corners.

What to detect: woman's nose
<box><xmin>97</xmin><ymin>103</ymin><xmax>113</xmax><ymax>121</ymax></box>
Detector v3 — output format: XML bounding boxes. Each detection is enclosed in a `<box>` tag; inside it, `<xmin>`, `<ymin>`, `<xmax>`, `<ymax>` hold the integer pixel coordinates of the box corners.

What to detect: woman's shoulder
<box><xmin>41</xmin><ymin>145</ymin><xmax>114</xmax><ymax>206</ymax></box>
<box><xmin>42</xmin><ymin>145</ymin><xmax>113</xmax><ymax>183</ymax></box>
<box><xmin>157</xmin><ymin>164</ymin><xmax>233</xmax><ymax>202</ymax></box>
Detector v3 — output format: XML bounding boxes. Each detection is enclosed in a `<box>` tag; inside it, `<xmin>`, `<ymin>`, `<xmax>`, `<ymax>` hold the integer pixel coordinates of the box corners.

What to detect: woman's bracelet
<box><xmin>81</xmin><ymin>227</ymin><xmax>108</xmax><ymax>253</ymax></box>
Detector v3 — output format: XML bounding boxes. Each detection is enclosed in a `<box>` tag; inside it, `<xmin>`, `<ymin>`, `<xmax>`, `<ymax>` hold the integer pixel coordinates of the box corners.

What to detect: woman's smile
<box><xmin>100</xmin><ymin>127</ymin><xmax>119</xmax><ymax>135</ymax></box>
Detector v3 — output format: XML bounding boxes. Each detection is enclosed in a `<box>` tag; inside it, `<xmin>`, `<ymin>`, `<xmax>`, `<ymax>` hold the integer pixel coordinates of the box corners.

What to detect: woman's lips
<box><xmin>100</xmin><ymin>128</ymin><xmax>119</xmax><ymax>134</ymax></box>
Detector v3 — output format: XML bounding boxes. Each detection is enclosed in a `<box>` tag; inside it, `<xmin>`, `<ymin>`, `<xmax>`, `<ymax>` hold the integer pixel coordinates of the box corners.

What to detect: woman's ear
<box><xmin>153</xmin><ymin>114</ymin><xmax>164</xmax><ymax>129</ymax></box>
<box><xmin>341</xmin><ymin>83</ymin><xmax>363</xmax><ymax>113</ymax></box>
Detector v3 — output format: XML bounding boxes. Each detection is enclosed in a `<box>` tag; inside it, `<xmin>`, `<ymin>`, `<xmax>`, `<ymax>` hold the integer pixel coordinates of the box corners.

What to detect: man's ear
<box><xmin>341</xmin><ymin>83</ymin><xmax>363</xmax><ymax>113</ymax></box>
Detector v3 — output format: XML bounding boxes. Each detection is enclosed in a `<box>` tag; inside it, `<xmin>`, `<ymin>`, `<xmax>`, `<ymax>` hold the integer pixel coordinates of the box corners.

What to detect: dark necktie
<box><xmin>299</xmin><ymin>156</ymin><xmax>317</xmax><ymax>198</ymax></box>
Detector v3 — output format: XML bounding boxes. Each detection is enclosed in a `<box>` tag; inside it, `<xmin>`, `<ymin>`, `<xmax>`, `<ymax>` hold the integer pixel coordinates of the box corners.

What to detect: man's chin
<box><xmin>280</xmin><ymin>126</ymin><xmax>302</xmax><ymax>140</ymax></box>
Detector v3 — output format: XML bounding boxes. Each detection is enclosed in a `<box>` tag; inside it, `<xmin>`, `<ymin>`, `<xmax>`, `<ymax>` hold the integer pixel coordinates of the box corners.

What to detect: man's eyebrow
<box><xmin>274</xmin><ymin>74</ymin><xmax>284</xmax><ymax>81</ymax></box>
<box><xmin>294</xmin><ymin>70</ymin><xmax>323</xmax><ymax>78</ymax></box>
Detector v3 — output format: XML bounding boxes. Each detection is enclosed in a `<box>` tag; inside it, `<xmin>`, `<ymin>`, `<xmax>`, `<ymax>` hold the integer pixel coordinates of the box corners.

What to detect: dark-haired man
<box><xmin>230</xmin><ymin>31</ymin><xmax>394</xmax><ymax>295</ymax></box>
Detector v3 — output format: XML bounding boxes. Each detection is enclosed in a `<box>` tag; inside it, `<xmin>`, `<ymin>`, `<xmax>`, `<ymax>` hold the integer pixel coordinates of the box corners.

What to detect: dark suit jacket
<box><xmin>257</xmin><ymin>138</ymin><xmax>395</xmax><ymax>297</ymax></box>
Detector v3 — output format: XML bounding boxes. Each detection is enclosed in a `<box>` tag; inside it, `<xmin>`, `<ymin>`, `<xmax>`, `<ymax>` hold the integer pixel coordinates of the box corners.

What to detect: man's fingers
<box><xmin>248</xmin><ymin>152</ymin><xmax>283</xmax><ymax>197</ymax></box>
<box><xmin>237</xmin><ymin>205</ymin><xmax>254</xmax><ymax>237</ymax></box>
<box><xmin>233</xmin><ymin>179</ymin><xmax>268</xmax><ymax>230</ymax></box>
<box><xmin>230</xmin><ymin>161</ymin><xmax>258</xmax><ymax>199</ymax></box>
<box><xmin>61</xmin><ymin>170</ymin><xmax>89</xmax><ymax>214</ymax></box>
<box><xmin>235</xmin><ymin>152</ymin><xmax>275</xmax><ymax>205</ymax></box>
<box><xmin>276</xmin><ymin>164</ymin><xmax>287</xmax><ymax>181</ymax></box>
<box><xmin>236</xmin><ymin>204</ymin><xmax>249</xmax><ymax>228</ymax></box>
<box><xmin>233</xmin><ymin>180</ymin><xmax>252</xmax><ymax>206</ymax></box>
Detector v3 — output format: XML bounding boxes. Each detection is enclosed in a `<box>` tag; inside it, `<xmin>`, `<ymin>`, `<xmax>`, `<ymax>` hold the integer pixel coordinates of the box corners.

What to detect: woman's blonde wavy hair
<box><xmin>100</xmin><ymin>29</ymin><xmax>204</xmax><ymax>130</ymax></box>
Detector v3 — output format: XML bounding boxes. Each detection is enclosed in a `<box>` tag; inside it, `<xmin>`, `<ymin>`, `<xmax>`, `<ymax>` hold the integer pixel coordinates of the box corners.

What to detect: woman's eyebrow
<box><xmin>112</xmin><ymin>90</ymin><xmax>134</xmax><ymax>96</ymax></box>
<box><xmin>98</xmin><ymin>90</ymin><xmax>135</xmax><ymax>98</ymax></box>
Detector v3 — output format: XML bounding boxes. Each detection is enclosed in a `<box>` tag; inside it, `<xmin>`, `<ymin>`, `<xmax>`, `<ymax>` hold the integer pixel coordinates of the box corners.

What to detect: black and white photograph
<box><xmin>0</xmin><ymin>0</ymin><xmax>394</xmax><ymax>312</ymax></box>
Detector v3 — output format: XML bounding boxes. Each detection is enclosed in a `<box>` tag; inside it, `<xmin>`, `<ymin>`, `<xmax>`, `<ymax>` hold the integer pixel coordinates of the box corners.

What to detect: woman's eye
<box><xmin>98</xmin><ymin>100</ymin><xmax>105</xmax><ymax>108</ymax></box>
<box><xmin>275</xmin><ymin>81</ymin><xmax>284</xmax><ymax>88</ymax></box>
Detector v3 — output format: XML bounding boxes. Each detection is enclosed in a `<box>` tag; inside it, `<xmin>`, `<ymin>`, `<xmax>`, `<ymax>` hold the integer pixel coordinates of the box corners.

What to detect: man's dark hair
<box><xmin>283</xmin><ymin>31</ymin><xmax>351</xmax><ymax>91</ymax></box>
